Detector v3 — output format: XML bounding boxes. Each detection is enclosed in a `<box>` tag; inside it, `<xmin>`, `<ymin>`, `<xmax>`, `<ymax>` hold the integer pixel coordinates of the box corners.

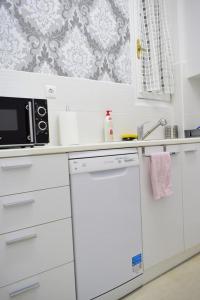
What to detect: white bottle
<box><xmin>104</xmin><ymin>110</ymin><xmax>114</xmax><ymax>142</ymax></box>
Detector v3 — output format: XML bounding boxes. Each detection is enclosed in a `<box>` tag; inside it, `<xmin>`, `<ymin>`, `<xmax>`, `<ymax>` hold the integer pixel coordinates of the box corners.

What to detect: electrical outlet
<box><xmin>45</xmin><ymin>85</ymin><xmax>56</xmax><ymax>99</ymax></box>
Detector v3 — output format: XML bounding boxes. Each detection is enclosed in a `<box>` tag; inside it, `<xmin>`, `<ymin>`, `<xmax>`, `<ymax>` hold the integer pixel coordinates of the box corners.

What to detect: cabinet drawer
<box><xmin>0</xmin><ymin>186</ymin><xmax>71</xmax><ymax>235</ymax></box>
<box><xmin>0</xmin><ymin>263</ymin><xmax>76</xmax><ymax>300</ymax></box>
<box><xmin>0</xmin><ymin>154</ymin><xmax>69</xmax><ymax>196</ymax></box>
<box><xmin>0</xmin><ymin>219</ymin><xmax>73</xmax><ymax>288</ymax></box>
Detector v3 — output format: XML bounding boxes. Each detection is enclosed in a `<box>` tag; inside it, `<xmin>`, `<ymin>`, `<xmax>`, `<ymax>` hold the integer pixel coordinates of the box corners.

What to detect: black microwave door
<box><xmin>0</xmin><ymin>97</ymin><xmax>32</xmax><ymax>146</ymax></box>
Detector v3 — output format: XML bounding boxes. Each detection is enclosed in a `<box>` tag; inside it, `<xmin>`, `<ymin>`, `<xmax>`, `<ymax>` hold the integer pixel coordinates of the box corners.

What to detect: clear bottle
<box><xmin>104</xmin><ymin>110</ymin><xmax>114</xmax><ymax>142</ymax></box>
<box><xmin>172</xmin><ymin>125</ymin><xmax>179</xmax><ymax>139</ymax></box>
<box><xmin>164</xmin><ymin>125</ymin><xmax>172</xmax><ymax>139</ymax></box>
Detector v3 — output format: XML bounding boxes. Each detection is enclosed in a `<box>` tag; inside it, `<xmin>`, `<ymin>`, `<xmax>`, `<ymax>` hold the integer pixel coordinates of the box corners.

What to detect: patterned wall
<box><xmin>0</xmin><ymin>0</ymin><xmax>131</xmax><ymax>84</ymax></box>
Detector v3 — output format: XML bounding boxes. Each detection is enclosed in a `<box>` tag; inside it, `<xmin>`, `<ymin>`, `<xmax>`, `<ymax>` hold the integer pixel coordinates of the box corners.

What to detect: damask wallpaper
<box><xmin>0</xmin><ymin>0</ymin><xmax>131</xmax><ymax>84</ymax></box>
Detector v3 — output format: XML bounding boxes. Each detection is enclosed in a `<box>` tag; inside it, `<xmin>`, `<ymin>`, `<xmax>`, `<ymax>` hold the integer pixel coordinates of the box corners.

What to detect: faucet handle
<box><xmin>158</xmin><ymin>118</ymin><xmax>167</xmax><ymax>126</ymax></box>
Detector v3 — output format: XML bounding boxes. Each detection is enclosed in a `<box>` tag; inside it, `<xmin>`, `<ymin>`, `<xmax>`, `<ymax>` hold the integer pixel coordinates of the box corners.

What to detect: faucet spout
<box><xmin>137</xmin><ymin>118</ymin><xmax>167</xmax><ymax>140</ymax></box>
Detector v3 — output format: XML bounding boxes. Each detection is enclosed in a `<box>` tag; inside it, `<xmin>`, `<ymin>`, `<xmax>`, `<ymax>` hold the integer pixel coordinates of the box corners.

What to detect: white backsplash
<box><xmin>0</xmin><ymin>70</ymin><xmax>176</xmax><ymax>145</ymax></box>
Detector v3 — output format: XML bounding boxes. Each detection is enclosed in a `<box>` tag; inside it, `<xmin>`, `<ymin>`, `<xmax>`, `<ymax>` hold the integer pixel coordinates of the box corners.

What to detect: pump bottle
<box><xmin>104</xmin><ymin>110</ymin><xmax>114</xmax><ymax>142</ymax></box>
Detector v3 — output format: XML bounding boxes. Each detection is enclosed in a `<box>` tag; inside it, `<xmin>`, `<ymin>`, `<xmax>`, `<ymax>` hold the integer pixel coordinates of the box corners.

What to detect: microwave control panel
<box><xmin>33</xmin><ymin>99</ymin><xmax>49</xmax><ymax>144</ymax></box>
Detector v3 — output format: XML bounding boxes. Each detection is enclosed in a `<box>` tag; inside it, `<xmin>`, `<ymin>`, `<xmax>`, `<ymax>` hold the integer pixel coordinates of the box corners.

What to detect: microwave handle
<box><xmin>28</xmin><ymin>102</ymin><xmax>34</xmax><ymax>143</ymax></box>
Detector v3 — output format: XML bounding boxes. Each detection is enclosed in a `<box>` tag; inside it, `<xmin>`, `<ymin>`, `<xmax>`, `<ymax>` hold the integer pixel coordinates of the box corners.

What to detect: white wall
<box><xmin>176</xmin><ymin>0</ymin><xmax>200</xmax><ymax>133</ymax></box>
<box><xmin>0</xmin><ymin>0</ymin><xmax>181</xmax><ymax>146</ymax></box>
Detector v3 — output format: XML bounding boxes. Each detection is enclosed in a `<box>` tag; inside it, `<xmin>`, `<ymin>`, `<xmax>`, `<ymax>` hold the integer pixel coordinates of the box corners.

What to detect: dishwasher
<box><xmin>69</xmin><ymin>149</ymin><xmax>143</xmax><ymax>300</ymax></box>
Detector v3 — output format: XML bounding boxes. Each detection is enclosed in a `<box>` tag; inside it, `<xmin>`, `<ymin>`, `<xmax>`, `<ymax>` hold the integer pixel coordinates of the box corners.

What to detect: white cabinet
<box><xmin>0</xmin><ymin>154</ymin><xmax>69</xmax><ymax>196</ymax></box>
<box><xmin>182</xmin><ymin>143</ymin><xmax>200</xmax><ymax>249</ymax></box>
<box><xmin>0</xmin><ymin>153</ymin><xmax>76</xmax><ymax>300</ymax></box>
<box><xmin>0</xmin><ymin>186</ymin><xmax>71</xmax><ymax>234</ymax></box>
<box><xmin>140</xmin><ymin>146</ymin><xmax>184</xmax><ymax>270</ymax></box>
<box><xmin>0</xmin><ymin>263</ymin><xmax>76</xmax><ymax>300</ymax></box>
<box><xmin>0</xmin><ymin>219</ymin><xmax>73</xmax><ymax>287</ymax></box>
<box><xmin>181</xmin><ymin>0</ymin><xmax>200</xmax><ymax>78</ymax></box>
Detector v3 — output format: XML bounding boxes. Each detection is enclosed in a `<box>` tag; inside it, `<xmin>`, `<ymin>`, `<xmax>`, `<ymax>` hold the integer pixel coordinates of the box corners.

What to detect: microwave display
<box><xmin>0</xmin><ymin>109</ymin><xmax>18</xmax><ymax>131</ymax></box>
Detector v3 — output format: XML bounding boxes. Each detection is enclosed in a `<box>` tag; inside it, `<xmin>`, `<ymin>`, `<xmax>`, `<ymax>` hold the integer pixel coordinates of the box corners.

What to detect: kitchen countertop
<box><xmin>0</xmin><ymin>137</ymin><xmax>200</xmax><ymax>158</ymax></box>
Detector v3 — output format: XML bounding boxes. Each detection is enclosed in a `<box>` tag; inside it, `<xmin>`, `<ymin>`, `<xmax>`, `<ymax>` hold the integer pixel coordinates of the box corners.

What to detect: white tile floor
<box><xmin>123</xmin><ymin>254</ymin><xmax>200</xmax><ymax>300</ymax></box>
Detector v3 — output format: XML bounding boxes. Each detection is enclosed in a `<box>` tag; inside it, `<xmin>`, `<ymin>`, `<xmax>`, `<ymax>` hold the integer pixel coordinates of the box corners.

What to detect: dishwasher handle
<box><xmin>89</xmin><ymin>168</ymin><xmax>127</xmax><ymax>180</ymax></box>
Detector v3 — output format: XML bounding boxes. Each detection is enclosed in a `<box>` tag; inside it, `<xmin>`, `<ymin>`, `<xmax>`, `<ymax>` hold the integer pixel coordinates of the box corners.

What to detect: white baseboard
<box><xmin>95</xmin><ymin>275</ymin><xmax>143</xmax><ymax>300</ymax></box>
<box><xmin>143</xmin><ymin>244</ymin><xmax>200</xmax><ymax>284</ymax></box>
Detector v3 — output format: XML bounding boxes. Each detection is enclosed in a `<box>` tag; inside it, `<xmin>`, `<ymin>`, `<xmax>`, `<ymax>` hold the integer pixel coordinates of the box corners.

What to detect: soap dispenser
<box><xmin>104</xmin><ymin>110</ymin><xmax>114</xmax><ymax>142</ymax></box>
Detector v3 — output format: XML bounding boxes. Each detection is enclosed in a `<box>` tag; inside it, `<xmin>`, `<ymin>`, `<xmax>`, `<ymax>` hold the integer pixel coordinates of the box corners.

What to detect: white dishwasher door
<box><xmin>69</xmin><ymin>151</ymin><xmax>143</xmax><ymax>300</ymax></box>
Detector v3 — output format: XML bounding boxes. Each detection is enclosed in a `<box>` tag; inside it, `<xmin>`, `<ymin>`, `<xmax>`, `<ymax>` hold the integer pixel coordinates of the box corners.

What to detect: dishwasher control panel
<box><xmin>69</xmin><ymin>153</ymin><xmax>139</xmax><ymax>174</ymax></box>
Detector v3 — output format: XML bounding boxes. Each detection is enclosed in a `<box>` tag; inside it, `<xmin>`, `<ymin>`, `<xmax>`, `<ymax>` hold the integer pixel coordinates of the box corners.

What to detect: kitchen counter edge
<box><xmin>0</xmin><ymin>138</ymin><xmax>200</xmax><ymax>158</ymax></box>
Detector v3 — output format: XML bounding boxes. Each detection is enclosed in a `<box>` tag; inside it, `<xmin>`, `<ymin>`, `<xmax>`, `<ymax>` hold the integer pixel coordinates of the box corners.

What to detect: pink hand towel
<box><xmin>150</xmin><ymin>152</ymin><xmax>173</xmax><ymax>200</ymax></box>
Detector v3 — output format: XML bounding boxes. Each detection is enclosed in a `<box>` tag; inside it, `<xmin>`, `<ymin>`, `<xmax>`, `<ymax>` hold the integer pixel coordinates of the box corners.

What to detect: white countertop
<box><xmin>0</xmin><ymin>137</ymin><xmax>200</xmax><ymax>158</ymax></box>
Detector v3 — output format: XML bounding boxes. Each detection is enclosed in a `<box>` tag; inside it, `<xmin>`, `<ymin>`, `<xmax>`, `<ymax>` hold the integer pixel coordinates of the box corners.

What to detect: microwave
<box><xmin>0</xmin><ymin>96</ymin><xmax>49</xmax><ymax>148</ymax></box>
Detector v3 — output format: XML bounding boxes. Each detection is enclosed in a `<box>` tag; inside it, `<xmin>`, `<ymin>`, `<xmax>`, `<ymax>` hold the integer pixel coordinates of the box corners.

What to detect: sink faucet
<box><xmin>137</xmin><ymin>118</ymin><xmax>167</xmax><ymax>140</ymax></box>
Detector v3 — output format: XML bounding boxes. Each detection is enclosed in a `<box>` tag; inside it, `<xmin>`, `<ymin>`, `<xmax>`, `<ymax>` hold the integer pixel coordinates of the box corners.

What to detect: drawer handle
<box><xmin>6</xmin><ymin>233</ymin><xmax>37</xmax><ymax>246</ymax></box>
<box><xmin>184</xmin><ymin>149</ymin><xmax>197</xmax><ymax>153</ymax></box>
<box><xmin>1</xmin><ymin>161</ymin><xmax>32</xmax><ymax>170</ymax></box>
<box><xmin>3</xmin><ymin>198</ymin><xmax>35</xmax><ymax>208</ymax></box>
<box><xmin>9</xmin><ymin>282</ymin><xmax>40</xmax><ymax>298</ymax></box>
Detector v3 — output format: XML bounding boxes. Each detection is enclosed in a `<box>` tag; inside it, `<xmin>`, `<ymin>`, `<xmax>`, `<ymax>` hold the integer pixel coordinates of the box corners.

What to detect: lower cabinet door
<box><xmin>0</xmin><ymin>263</ymin><xmax>76</xmax><ymax>300</ymax></box>
<box><xmin>0</xmin><ymin>219</ymin><xmax>73</xmax><ymax>287</ymax></box>
<box><xmin>182</xmin><ymin>145</ymin><xmax>200</xmax><ymax>249</ymax></box>
<box><xmin>140</xmin><ymin>147</ymin><xmax>184</xmax><ymax>270</ymax></box>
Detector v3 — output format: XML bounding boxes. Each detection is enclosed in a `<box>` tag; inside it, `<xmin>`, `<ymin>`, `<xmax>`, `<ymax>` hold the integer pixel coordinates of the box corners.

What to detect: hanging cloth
<box><xmin>139</xmin><ymin>0</ymin><xmax>174</xmax><ymax>95</ymax></box>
